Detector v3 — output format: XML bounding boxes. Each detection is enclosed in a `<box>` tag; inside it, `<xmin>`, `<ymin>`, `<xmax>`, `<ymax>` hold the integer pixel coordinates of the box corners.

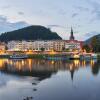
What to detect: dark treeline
<box><xmin>0</xmin><ymin>25</ymin><xmax>62</xmax><ymax>42</ymax></box>
<box><xmin>84</xmin><ymin>34</ymin><xmax>100</xmax><ymax>53</ymax></box>
<box><xmin>91</xmin><ymin>36</ymin><xmax>100</xmax><ymax>52</ymax></box>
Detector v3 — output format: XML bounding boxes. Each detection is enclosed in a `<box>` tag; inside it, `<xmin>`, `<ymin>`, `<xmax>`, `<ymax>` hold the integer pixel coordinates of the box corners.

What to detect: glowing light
<box><xmin>28</xmin><ymin>59</ymin><xmax>32</xmax><ymax>72</ymax></box>
<box><xmin>74</xmin><ymin>60</ymin><xmax>80</xmax><ymax>67</ymax></box>
<box><xmin>73</xmin><ymin>54</ymin><xmax>80</xmax><ymax>59</ymax></box>
<box><xmin>69</xmin><ymin>64</ymin><xmax>73</xmax><ymax>71</ymax></box>
<box><xmin>0</xmin><ymin>59</ymin><xmax>4</xmax><ymax>68</ymax></box>
<box><xmin>49</xmin><ymin>50</ymin><xmax>56</xmax><ymax>55</ymax></box>
<box><xmin>90</xmin><ymin>60</ymin><xmax>95</xmax><ymax>67</ymax></box>
<box><xmin>51</xmin><ymin>61</ymin><xmax>54</xmax><ymax>64</ymax></box>
<box><xmin>82</xmin><ymin>60</ymin><xmax>86</xmax><ymax>67</ymax></box>
<box><xmin>21</xmin><ymin>60</ymin><xmax>25</xmax><ymax>66</ymax></box>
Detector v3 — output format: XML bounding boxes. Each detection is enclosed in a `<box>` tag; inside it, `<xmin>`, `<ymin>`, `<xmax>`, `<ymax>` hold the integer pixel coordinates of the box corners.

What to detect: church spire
<box><xmin>70</xmin><ymin>27</ymin><xmax>75</xmax><ymax>40</ymax></box>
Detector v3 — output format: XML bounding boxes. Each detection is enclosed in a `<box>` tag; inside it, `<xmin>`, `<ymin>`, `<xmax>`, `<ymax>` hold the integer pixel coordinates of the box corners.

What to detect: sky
<box><xmin>0</xmin><ymin>0</ymin><xmax>100</xmax><ymax>40</ymax></box>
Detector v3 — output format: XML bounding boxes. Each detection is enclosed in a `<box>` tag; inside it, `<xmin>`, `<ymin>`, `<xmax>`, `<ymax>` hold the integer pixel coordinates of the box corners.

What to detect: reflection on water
<box><xmin>0</xmin><ymin>59</ymin><xmax>100</xmax><ymax>100</ymax></box>
<box><xmin>0</xmin><ymin>59</ymin><xmax>99</xmax><ymax>78</ymax></box>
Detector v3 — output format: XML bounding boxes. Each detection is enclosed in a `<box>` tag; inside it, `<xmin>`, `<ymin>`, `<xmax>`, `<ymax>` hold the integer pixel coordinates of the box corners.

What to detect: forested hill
<box><xmin>0</xmin><ymin>25</ymin><xmax>62</xmax><ymax>42</ymax></box>
<box><xmin>84</xmin><ymin>34</ymin><xmax>100</xmax><ymax>52</ymax></box>
<box><xmin>85</xmin><ymin>34</ymin><xmax>100</xmax><ymax>45</ymax></box>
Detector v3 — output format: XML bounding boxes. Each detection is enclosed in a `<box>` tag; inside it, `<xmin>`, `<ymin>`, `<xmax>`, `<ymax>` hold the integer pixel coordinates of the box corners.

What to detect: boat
<box><xmin>70</xmin><ymin>54</ymin><xmax>80</xmax><ymax>60</ymax></box>
<box><xmin>9</xmin><ymin>54</ymin><xmax>28</xmax><ymax>59</ymax></box>
<box><xmin>80</xmin><ymin>53</ymin><xmax>97</xmax><ymax>60</ymax></box>
<box><xmin>91</xmin><ymin>53</ymin><xmax>97</xmax><ymax>59</ymax></box>
<box><xmin>44</xmin><ymin>55</ymin><xmax>70</xmax><ymax>60</ymax></box>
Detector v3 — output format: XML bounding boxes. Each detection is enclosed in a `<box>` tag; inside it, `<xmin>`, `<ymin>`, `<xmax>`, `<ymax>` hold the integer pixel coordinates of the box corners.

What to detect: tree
<box><xmin>0</xmin><ymin>26</ymin><xmax>62</xmax><ymax>42</ymax></box>
<box><xmin>82</xmin><ymin>44</ymin><xmax>91</xmax><ymax>53</ymax></box>
<box><xmin>41</xmin><ymin>47</ymin><xmax>45</xmax><ymax>52</ymax></box>
<box><xmin>62</xmin><ymin>47</ymin><xmax>65</xmax><ymax>51</ymax></box>
<box><xmin>91</xmin><ymin>37</ymin><xmax>100</xmax><ymax>53</ymax></box>
<box><xmin>66</xmin><ymin>48</ymin><xmax>70</xmax><ymax>52</ymax></box>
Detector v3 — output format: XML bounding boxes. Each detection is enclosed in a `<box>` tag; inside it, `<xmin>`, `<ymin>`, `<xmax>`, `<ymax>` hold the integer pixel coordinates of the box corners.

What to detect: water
<box><xmin>0</xmin><ymin>59</ymin><xmax>100</xmax><ymax>100</ymax></box>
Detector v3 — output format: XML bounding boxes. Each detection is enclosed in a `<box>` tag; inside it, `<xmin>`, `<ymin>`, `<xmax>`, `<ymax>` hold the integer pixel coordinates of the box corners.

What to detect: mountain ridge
<box><xmin>84</xmin><ymin>33</ymin><xmax>100</xmax><ymax>45</ymax></box>
<box><xmin>0</xmin><ymin>25</ymin><xmax>62</xmax><ymax>42</ymax></box>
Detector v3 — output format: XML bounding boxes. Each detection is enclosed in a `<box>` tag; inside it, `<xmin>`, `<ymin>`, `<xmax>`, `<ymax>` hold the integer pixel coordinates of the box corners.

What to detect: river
<box><xmin>0</xmin><ymin>59</ymin><xmax>99</xmax><ymax>100</ymax></box>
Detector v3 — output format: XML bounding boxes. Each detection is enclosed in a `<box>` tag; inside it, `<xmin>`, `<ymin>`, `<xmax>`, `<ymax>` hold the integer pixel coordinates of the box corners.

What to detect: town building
<box><xmin>7</xmin><ymin>41</ymin><xmax>27</xmax><ymax>51</ymax></box>
<box><xmin>7</xmin><ymin>40</ymin><xmax>54</xmax><ymax>51</ymax></box>
<box><xmin>7</xmin><ymin>28</ymin><xmax>83</xmax><ymax>52</ymax></box>
<box><xmin>7</xmin><ymin>40</ymin><xmax>65</xmax><ymax>52</ymax></box>
<box><xmin>53</xmin><ymin>40</ymin><xmax>65</xmax><ymax>51</ymax></box>
<box><xmin>65</xmin><ymin>28</ymin><xmax>83</xmax><ymax>52</ymax></box>
<box><xmin>30</xmin><ymin>40</ymin><xmax>54</xmax><ymax>51</ymax></box>
<box><xmin>0</xmin><ymin>42</ymin><xmax>6</xmax><ymax>51</ymax></box>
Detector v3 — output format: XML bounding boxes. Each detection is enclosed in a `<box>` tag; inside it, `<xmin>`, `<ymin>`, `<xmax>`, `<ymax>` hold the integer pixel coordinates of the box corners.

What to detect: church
<box><xmin>65</xmin><ymin>28</ymin><xmax>83</xmax><ymax>52</ymax></box>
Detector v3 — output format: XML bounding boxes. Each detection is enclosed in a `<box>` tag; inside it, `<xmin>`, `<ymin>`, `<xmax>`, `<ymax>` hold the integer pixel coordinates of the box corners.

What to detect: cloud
<box><xmin>18</xmin><ymin>12</ymin><xmax>24</xmax><ymax>15</ymax></box>
<box><xmin>85</xmin><ymin>31</ymin><xmax>100</xmax><ymax>38</ymax></box>
<box><xmin>87</xmin><ymin>0</ymin><xmax>100</xmax><ymax>21</ymax></box>
<box><xmin>72</xmin><ymin>13</ymin><xmax>79</xmax><ymax>18</ymax></box>
<box><xmin>75</xmin><ymin>6</ymin><xmax>89</xmax><ymax>12</ymax></box>
<box><xmin>1</xmin><ymin>5</ymin><xmax>11</xmax><ymax>9</ymax></box>
<box><xmin>47</xmin><ymin>25</ymin><xmax>66</xmax><ymax>29</ymax></box>
<box><xmin>58</xmin><ymin>9</ymin><xmax>67</xmax><ymax>16</ymax></box>
<box><xmin>0</xmin><ymin>15</ymin><xmax>29</xmax><ymax>34</ymax></box>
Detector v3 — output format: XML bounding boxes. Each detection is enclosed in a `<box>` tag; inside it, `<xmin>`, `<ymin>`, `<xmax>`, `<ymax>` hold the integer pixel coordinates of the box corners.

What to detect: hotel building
<box><xmin>7</xmin><ymin>40</ymin><xmax>65</xmax><ymax>52</ymax></box>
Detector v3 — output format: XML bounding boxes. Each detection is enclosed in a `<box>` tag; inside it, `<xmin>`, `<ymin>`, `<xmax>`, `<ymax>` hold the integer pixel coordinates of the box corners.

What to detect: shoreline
<box><xmin>0</xmin><ymin>54</ymin><xmax>99</xmax><ymax>60</ymax></box>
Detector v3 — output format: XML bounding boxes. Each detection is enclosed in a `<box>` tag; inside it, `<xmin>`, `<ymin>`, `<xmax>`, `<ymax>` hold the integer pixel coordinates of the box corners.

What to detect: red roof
<box><xmin>65</xmin><ymin>40</ymin><xmax>83</xmax><ymax>43</ymax></box>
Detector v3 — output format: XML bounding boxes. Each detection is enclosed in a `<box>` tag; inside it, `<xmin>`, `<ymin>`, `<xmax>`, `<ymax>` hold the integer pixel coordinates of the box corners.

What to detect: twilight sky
<box><xmin>0</xmin><ymin>0</ymin><xmax>100</xmax><ymax>40</ymax></box>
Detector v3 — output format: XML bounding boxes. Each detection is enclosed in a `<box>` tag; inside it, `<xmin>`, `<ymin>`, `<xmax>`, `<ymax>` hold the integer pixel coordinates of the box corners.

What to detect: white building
<box><xmin>53</xmin><ymin>40</ymin><xmax>65</xmax><ymax>51</ymax></box>
<box><xmin>65</xmin><ymin>40</ymin><xmax>83</xmax><ymax>52</ymax></box>
<box><xmin>7</xmin><ymin>40</ymin><xmax>54</xmax><ymax>51</ymax></box>
<box><xmin>7</xmin><ymin>41</ymin><xmax>27</xmax><ymax>51</ymax></box>
<box><xmin>29</xmin><ymin>40</ymin><xmax>54</xmax><ymax>51</ymax></box>
<box><xmin>7</xmin><ymin>40</ymin><xmax>65</xmax><ymax>52</ymax></box>
<box><xmin>0</xmin><ymin>42</ymin><xmax>6</xmax><ymax>51</ymax></box>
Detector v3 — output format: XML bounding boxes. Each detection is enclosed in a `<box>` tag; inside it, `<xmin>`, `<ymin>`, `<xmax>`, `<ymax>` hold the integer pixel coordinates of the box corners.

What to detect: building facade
<box><xmin>7</xmin><ymin>40</ymin><xmax>65</xmax><ymax>52</ymax></box>
<box><xmin>53</xmin><ymin>40</ymin><xmax>65</xmax><ymax>51</ymax></box>
<box><xmin>7</xmin><ymin>41</ymin><xmax>27</xmax><ymax>51</ymax></box>
<box><xmin>65</xmin><ymin>28</ymin><xmax>83</xmax><ymax>52</ymax></box>
<box><xmin>0</xmin><ymin>42</ymin><xmax>6</xmax><ymax>51</ymax></box>
<box><xmin>7</xmin><ymin>40</ymin><xmax>55</xmax><ymax>51</ymax></box>
<box><xmin>65</xmin><ymin>40</ymin><xmax>83</xmax><ymax>52</ymax></box>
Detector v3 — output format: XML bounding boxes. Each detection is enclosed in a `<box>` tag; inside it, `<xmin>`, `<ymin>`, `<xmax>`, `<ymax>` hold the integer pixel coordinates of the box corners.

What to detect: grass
<box><xmin>0</xmin><ymin>55</ymin><xmax>10</xmax><ymax>58</ymax></box>
<box><xmin>28</xmin><ymin>54</ymin><xmax>45</xmax><ymax>59</ymax></box>
<box><xmin>0</xmin><ymin>54</ymin><xmax>45</xmax><ymax>59</ymax></box>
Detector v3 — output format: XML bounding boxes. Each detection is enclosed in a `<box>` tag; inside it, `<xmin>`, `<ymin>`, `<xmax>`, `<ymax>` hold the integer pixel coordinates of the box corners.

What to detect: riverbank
<box><xmin>0</xmin><ymin>54</ymin><xmax>44</xmax><ymax>59</ymax></box>
<box><xmin>0</xmin><ymin>54</ymin><xmax>71</xmax><ymax>59</ymax></box>
<box><xmin>0</xmin><ymin>53</ymin><xmax>99</xmax><ymax>60</ymax></box>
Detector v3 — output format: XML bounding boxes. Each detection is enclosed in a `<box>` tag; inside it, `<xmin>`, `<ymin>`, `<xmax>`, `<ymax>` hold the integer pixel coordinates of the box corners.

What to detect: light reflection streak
<box><xmin>0</xmin><ymin>59</ymin><xmax>98</xmax><ymax>76</ymax></box>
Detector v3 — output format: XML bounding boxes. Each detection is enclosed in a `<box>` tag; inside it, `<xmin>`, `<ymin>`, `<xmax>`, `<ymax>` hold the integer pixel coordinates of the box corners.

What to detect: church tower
<box><xmin>70</xmin><ymin>27</ymin><xmax>75</xmax><ymax>40</ymax></box>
